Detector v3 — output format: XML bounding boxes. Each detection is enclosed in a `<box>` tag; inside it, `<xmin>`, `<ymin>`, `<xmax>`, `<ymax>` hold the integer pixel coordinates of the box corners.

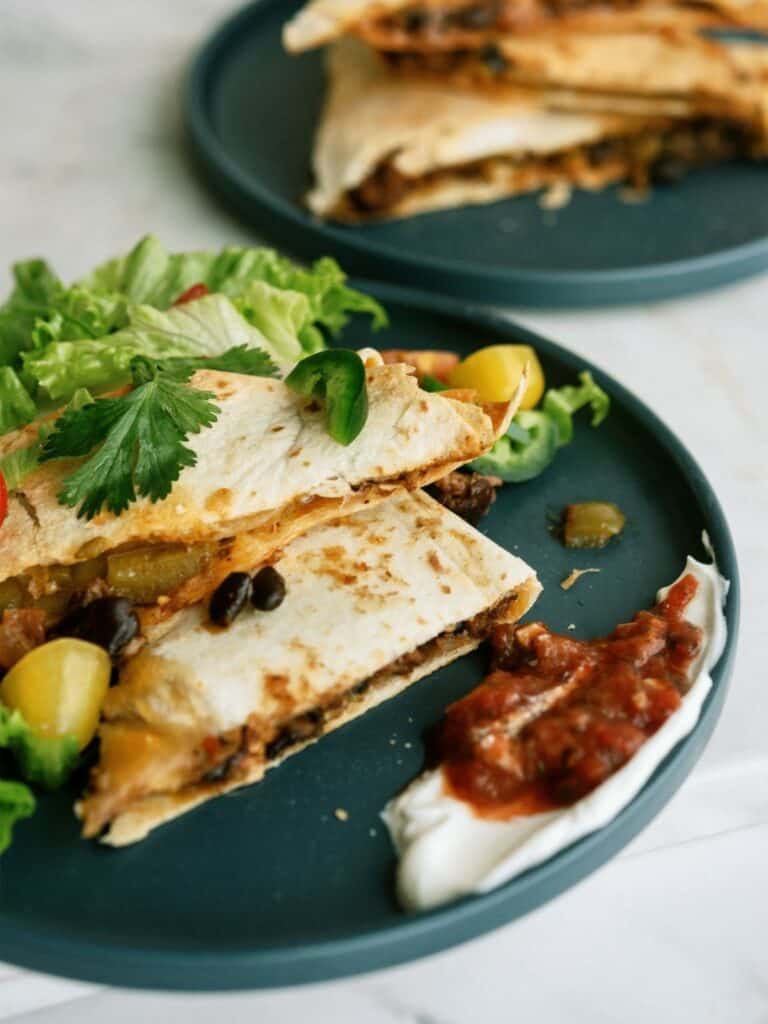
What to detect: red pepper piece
<box><xmin>174</xmin><ymin>283</ymin><xmax>209</xmax><ymax>306</ymax></box>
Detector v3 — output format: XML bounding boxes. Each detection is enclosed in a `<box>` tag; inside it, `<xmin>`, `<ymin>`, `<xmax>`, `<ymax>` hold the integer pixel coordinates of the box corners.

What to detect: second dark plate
<box><xmin>185</xmin><ymin>0</ymin><xmax>768</xmax><ymax>308</ymax></box>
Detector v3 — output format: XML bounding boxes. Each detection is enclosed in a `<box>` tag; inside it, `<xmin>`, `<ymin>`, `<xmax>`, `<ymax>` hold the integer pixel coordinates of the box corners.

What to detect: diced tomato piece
<box><xmin>174</xmin><ymin>282</ymin><xmax>209</xmax><ymax>306</ymax></box>
<box><xmin>380</xmin><ymin>349</ymin><xmax>460</xmax><ymax>384</ymax></box>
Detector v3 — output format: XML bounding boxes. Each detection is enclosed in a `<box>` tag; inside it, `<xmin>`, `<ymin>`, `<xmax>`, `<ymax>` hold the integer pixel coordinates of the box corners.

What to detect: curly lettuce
<box><xmin>82</xmin><ymin>236</ymin><xmax>386</xmax><ymax>347</ymax></box>
<box><xmin>24</xmin><ymin>294</ymin><xmax>284</xmax><ymax>401</ymax></box>
<box><xmin>0</xmin><ymin>236</ymin><xmax>386</xmax><ymax>431</ymax></box>
<box><xmin>0</xmin><ymin>367</ymin><xmax>36</xmax><ymax>432</ymax></box>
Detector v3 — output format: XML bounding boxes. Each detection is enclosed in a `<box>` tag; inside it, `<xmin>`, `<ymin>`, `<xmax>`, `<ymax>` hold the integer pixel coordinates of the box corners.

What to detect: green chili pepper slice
<box><xmin>470</xmin><ymin>410</ymin><xmax>558</xmax><ymax>483</ymax></box>
<box><xmin>420</xmin><ymin>375</ymin><xmax>448</xmax><ymax>393</ymax></box>
<box><xmin>285</xmin><ymin>350</ymin><xmax>368</xmax><ymax>446</ymax></box>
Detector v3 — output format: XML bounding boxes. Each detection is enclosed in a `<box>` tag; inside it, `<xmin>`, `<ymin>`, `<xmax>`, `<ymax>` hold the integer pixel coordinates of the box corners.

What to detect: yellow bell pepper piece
<box><xmin>1</xmin><ymin>638</ymin><xmax>111</xmax><ymax>750</ymax></box>
<box><xmin>449</xmin><ymin>345</ymin><xmax>545</xmax><ymax>409</ymax></box>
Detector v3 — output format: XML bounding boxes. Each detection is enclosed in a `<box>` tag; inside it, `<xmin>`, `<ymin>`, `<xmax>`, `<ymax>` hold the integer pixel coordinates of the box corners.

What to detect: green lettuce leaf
<box><xmin>0</xmin><ymin>259</ymin><xmax>62</xmax><ymax>366</ymax></box>
<box><xmin>82</xmin><ymin>237</ymin><xmax>386</xmax><ymax>349</ymax></box>
<box><xmin>24</xmin><ymin>296</ymin><xmax>277</xmax><ymax>401</ymax></box>
<box><xmin>0</xmin><ymin>259</ymin><xmax>127</xmax><ymax>369</ymax></box>
<box><xmin>543</xmin><ymin>371</ymin><xmax>610</xmax><ymax>448</ymax></box>
<box><xmin>80</xmin><ymin>234</ymin><xmax>211</xmax><ymax>309</ymax></box>
<box><xmin>2</xmin><ymin>237</ymin><xmax>386</xmax><ymax>429</ymax></box>
<box><xmin>234</xmin><ymin>281</ymin><xmax>315</xmax><ymax>365</ymax></box>
<box><xmin>0</xmin><ymin>779</ymin><xmax>35</xmax><ymax>854</ymax></box>
<box><xmin>470</xmin><ymin>371</ymin><xmax>611</xmax><ymax>482</ymax></box>
<box><xmin>0</xmin><ymin>705</ymin><xmax>79</xmax><ymax>792</ymax></box>
<box><xmin>28</xmin><ymin>287</ymin><xmax>127</xmax><ymax>350</ymax></box>
<box><xmin>0</xmin><ymin>367</ymin><xmax>37</xmax><ymax>432</ymax></box>
<box><xmin>206</xmin><ymin>249</ymin><xmax>387</xmax><ymax>347</ymax></box>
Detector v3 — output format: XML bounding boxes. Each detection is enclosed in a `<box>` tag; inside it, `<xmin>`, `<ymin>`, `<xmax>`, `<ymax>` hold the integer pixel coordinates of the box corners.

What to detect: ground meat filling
<box><xmin>199</xmin><ymin>594</ymin><xmax>521</xmax><ymax>786</ymax></box>
<box><xmin>361</xmin><ymin>0</ymin><xmax>726</xmax><ymax>48</ymax></box>
<box><xmin>428</xmin><ymin>471</ymin><xmax>502</xmax><ymax>525</ymax></box>
<box><xmin>344</xmin><ymin>118</ymin><xmax>760</xmax><ymax>217</ymax></box>
<box><xmin>0</xmin><ymin>609</ymin><xmax>47</xmax><ymax>671</ymax></box>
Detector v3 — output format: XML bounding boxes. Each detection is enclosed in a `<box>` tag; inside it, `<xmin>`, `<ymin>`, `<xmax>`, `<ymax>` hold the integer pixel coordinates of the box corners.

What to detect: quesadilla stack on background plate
<box><xmin>284</xmin><ymin>1</ymin><xmax>768</xmax><ymax>220</ymax></box>
<box><xmin>78</xmin><ymin>491</ymin><xmax>540</xmax><ymax>845</ymax></box>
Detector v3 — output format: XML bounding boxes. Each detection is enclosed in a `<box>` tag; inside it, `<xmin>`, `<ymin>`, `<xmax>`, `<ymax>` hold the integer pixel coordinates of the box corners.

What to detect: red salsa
<box><xmin>441</xmin><ymin>575</ymin><xmax>703</xmax><ymax>819</ymax></box>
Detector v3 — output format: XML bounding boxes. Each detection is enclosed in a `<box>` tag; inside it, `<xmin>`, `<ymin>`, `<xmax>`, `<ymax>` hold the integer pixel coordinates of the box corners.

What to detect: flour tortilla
<box><xmin>77</xmin><ymin>490</ymin><xmax>541</xmax><ymax>845</ymax></box>
<box><xmin>0</xmin><ymin>352</ymin><xmax>517</xmax><ymax>628</ymax></box>
<box><xmin>283</xmin><ymin>0</ymin><xmax>768</xmax><ymax>52</ymax></box>
<box><xmin>308</xmin><ymin>42</ymin><xmax>767</xmax><ymax>221</ymax></box>
<box><xmin>466</xmin><ymin>34</ymin><xmax>768</xmax><ymax>120</ymax></box>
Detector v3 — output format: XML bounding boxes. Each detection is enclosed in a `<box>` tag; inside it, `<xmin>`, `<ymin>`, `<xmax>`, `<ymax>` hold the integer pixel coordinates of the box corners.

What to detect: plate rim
<box><xmin>0</xmin><ymin>281</ymin><xmax>741</xmax><ymax>990</ymax></box>
<box><xmin>183</xmin><ymin>0</ymin><xmax>768</xmax><ymax>309</ymax></box>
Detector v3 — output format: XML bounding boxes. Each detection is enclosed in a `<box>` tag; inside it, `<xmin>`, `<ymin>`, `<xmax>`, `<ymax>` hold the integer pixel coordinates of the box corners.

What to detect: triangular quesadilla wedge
<box><xmin>0</xmin><ymin>352</ymin><xmax>517</xmax><ymax>645</ymax></box>
<box><xmin>77</xmin><ymin>490</ymin><xmax>541</xmax><ymax>845</ymax></box>
<box><xmin>283</xmin><ymin>0</ymin><xmax>768</xmax><ymax>52</ymax></box>
<box><xmin>308</xmin><ymin>42</ymin><xmax>768</xmax><ymax>221</ymax></box>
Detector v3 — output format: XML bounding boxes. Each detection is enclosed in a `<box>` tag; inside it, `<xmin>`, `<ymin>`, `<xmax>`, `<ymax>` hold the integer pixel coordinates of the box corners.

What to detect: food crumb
<box><xmin>389</xmin><ymin>738</ymin><xmax>397</xmax><ymax>746</ymax></box>
<box><xmin>404</xmin><ymin>742</ymin><xmax>413</xmax><ymax>749</ymax></box>
<box><xmin>539</xmin><ymin>181</ymin><xmax>573</xmax><ymax>211</ymax></box>
<box><xmin>369</xmin><ymin>827</ymin><xmax>377</xmax><ymax>838</ymax></box>
<box><xmin>568</xmin><ymin>623</ymin><xmax>576</xmax><ymax>631</ymax></box>
<box><xmin>334</xmin><ymin>808</ymin><xmax>349</xmax><ymax>822</ymax></box>
<box><xmin>619</xmin><ymin>185</ymin><xmax>650</xmax><ymax>205</ymax></box>
<box><xmin>561</xmin><ymin>568</ymin><xmax>601</xmax><ymax>591</ymax></box>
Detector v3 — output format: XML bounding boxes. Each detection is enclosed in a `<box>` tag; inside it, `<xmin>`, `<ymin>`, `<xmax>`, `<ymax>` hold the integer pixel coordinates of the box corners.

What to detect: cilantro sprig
<box><xmin>40</xmin><ymin>347</ymin><xmax>276</xmax><ymax>521</ymax></box>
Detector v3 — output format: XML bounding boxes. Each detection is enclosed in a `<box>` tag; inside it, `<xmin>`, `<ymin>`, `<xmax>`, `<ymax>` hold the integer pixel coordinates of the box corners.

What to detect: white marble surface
<box><xmin>1</xmin><ymin>1</ymin><xmax>767</xmax><ymax>1020</ymax></box>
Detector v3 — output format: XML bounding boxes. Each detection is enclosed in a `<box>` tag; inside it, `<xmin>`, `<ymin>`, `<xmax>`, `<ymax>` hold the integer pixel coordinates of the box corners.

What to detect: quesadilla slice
<box><xmin>77</xmin><ymin>490</ymin><xmax>541</xmax><ymax>845</ymax></box>
<box><xmin>284</xmin><ymin>0</ymin><xmax>768</xmax><ymax>53</ymax></box>
<box><xmin>308</xmin><ymin>41</ymin><xmax>768</xmax><ymax>221</ymax></box>
<box><xmin>0</xmin><ymin>353</ymin><xmax>515</xmax><ymax>646</ymax></box>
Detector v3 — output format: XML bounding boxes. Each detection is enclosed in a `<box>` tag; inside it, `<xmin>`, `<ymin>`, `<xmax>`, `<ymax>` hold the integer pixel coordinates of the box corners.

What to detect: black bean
<box><xmin>203</xmin><ymin>750</ymin><xmax>244</xmax><ymax>784</ymax></box>
<box><xmin>251</xmin><ymin>566</ymin><xmax>287</xmax><ymax>612</ymax></box>
<box><xmin>481</xmin><ymin>44</ymin><xmax>508</xmax><ymax>74</ymax></box>
<box><xmin>56</xmin><ymin>597</ymin><xmax>139</xmax><ymax>659</ymax></box>
<box><xmin>209</xmin><ymin>572</ymin><xmax>252</xmax><ymax>627</ymax></box>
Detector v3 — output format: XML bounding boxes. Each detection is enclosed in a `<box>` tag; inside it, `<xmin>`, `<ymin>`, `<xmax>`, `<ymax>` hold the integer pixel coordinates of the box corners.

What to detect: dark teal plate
<box><xmin>184</xmin><ymin>0</ymin><xmax>768</xmax><ymax>308</ymax></box>
<box><xmin>0</xmin><ymin>284</ymin><xmax>739</xmax><ymax>990</ymax></box>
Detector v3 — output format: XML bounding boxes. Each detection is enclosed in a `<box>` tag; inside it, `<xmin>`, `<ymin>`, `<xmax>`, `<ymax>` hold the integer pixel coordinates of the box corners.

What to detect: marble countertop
<box><xmin>1</xmin><ymin>1</ymin><xmax>766</xmax><ymax>1021</ymax></box>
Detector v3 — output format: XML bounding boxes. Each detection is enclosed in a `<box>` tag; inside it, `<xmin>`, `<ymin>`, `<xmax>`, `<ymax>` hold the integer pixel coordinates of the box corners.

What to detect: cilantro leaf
<box><xmin>157</xmin><ymin>345</ymin><xmax>278</xmax><ymax>381</ymax></box>
<box><xmin>41</xmin><ymin>359</ymin><xmax>219</xmax><ymax>520</ymax></box>
<box><xmin>0</xmin><ymin>389</ymin><xmax>93</xmax><ymax>491</ymax></box>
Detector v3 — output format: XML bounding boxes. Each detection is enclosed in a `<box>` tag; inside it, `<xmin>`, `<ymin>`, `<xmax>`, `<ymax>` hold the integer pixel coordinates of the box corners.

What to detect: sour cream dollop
<box><xmin>383</xmin><ymin>552</ymin><xmax>729</xmax><ymax>912</ymax></box>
